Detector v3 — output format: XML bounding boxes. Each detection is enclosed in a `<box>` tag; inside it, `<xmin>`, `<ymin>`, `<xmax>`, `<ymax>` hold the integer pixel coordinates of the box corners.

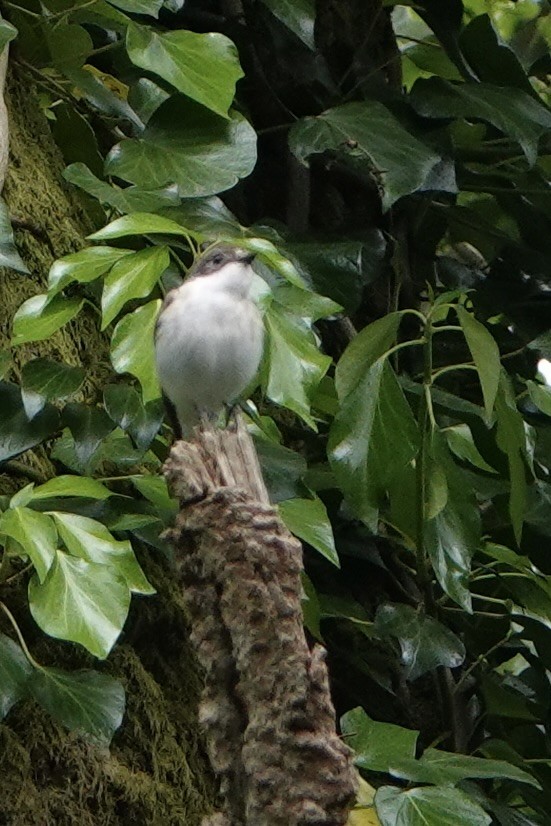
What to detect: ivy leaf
<box><xmin>48</xmin><ymin>246</ymin><xmax>134</xmax><ymax>295</ymax></box>
<box><xmin>0</xmin><ymin>633</ymin><xmax>33</xmax><ymax>719</ymax></box>
<box><xmin>527</xmin><ymin>380</ymin><xmax>551</xmax><ymax>417</ymax></box>
<box><xmin>289</xmin><ymin>101</ymin><xmax>448</xmax><ymax>210</ymax></box>
<box><xmin>260</xmin><ymin>0</ymin><xmax>315</xmax><ymax>49</ymax></box>
<box><xmin>63</xmin><ymin>403</ymin><xmax>115</xmax><ymax>470</ymax></box>
<box><xmin>21</xmin><ymin>358</ymin><xmax>85</xmax><ymax>421</ymax></box>
<box><xmin>278</xmin><ymin>497</ymin><xmax>339</xmax><ymax>567</ymax></box>
<box><xmin>456</xmin><ymin>306</ymin><xmax>500</xmax><ymax>423</ymax></box>
<box><xmin>105</xmin><ymin>97</ymin><xmax>257</xmax><ymax>198</ymax></box>
<box><xmin>424</xmin><ymin>430</ymin><xmax>480</xmax><ymax>612</ymax></box>
<box><xmin>410</xmin><ymin>77</ymin><xmax>551</xmax><ymax>166</ymax></box>
<box><xmin>375</xmin><ymin>785</ymin><xmax>492</xmax><ymax>826</ymax></box>
<box><xmin>341</xmin><ymin>707</ymin><xmax>418</xmax><ymax>774</ymax></box>
<box><xmin>110</xmin><ymin>300</ymin><xmax>161</xmax><ymax>403</ymax></box>
<box><xmin>63</xmin><ymin>163</ymin><xmax>180</xmax><ymax>214</ymax></box>
<box><xmin>108</xmin><ymin>0</ymin><xmax>162</xmax><ymax>16</ymax></box>
<box><xmin>50</xmin><ymin>512</ymin><xmax>154</xmax><ymax>594</ymax></box>
<box><xmin>0</xmin><ymin>507</ymin><xmax>58</xmax><ymax>583</ymax></box>
<box><xmin>264</xmin><ymin>302</ymin><xmax>331</xmax><ymax>428</ymax></box>
<box><xmin>0</xmin><ymin>197</ymin><xmax>29</xmax><ymax>274</ymax></box>
<box><xmin>396</xmin><ymin>748</ymin><xmax>539</xmax><ymax>788</ymax></box>
<box><xmin>126</xmin><ymin>24</ymin><xmax>243</xmax><ymax>118</ymax></box>
<box><xmin>63</xmin><ymin>67</ymin><xmax>142</xmax><ymax>130</ymax></box>
<box><xmin>104</xmin><ymin>384</ymin><xmax>142</xmax><ymax>430</ymax></box>
<box><xmin>12</xmin><ymin>295</ymin><xmax>84</xmax><ymax>345</ymax></box>
<box><xmin>495</xmin><ymin>371</ymin><xmax>528</xmax><ymax>545</ymax></box>
<box><xmin>329</xmin><ymin>317</ymin><xmax>419</xmax><ymax>529</ymax></box>
<box><xmin>88</xmin><ymin>212</ymin><xmax>188</xmax><ymax>241</ymax></box>
<box><xmin>0</xmin><ymin>382</ymin><xmax>59</xmax><ymax>463</ymax></box>
<box><xmin>101</xmin><ymin>245</ymin><xmax>170</xmax><ymax>329</ymax></box>
<box><xmin>31</xmin><ymin>475</ymin><xmax>112</xmax><ymax>501</ymax></box>
<box><xmin>29</xmin><ymin>550</ymin><xmax>130</xmax><ymax>659</ymax></box>
<box><xmin>29</xmin><ymin>667</ymin><xmax>125</xmax><ymax>746</ymax></box>
<box><xmin>374</xmin><ymin>603</ymin><xmax>465</xmax><ymax>680</ymax></box>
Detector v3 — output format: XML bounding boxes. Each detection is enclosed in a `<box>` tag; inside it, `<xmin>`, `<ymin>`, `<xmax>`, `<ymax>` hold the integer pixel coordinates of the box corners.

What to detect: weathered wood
<box><xmin>164</xmin><ymin>416</ymin><xmax>358</xmax><ymax>826</ymax></box>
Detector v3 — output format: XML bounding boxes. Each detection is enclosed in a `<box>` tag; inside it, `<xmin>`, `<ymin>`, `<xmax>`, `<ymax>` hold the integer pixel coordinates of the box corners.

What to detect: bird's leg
<box><xmin>224</xmin><ymin>402</ymin><xmax>240</xmax><ymax>431</ymax></box>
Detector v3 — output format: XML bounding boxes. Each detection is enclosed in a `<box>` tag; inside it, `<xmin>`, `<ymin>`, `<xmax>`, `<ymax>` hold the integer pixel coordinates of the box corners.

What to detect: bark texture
<box><xmin>164</xmin><ymin>417</ymin><xmax>358</xmax><ymax>826</ymax></box>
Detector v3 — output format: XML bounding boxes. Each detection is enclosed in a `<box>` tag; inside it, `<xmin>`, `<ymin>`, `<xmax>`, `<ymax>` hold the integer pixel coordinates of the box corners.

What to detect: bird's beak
<box><xmin>241</xmin><ymin>251</ymin><xmax>256</xmax><ymax>264</ymax></box>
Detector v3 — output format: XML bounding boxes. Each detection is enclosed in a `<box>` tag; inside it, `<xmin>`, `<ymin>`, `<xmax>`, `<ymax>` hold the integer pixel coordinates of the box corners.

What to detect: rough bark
<box><xmin>164</xmin><ymin>417</ymin><xmax>358</xmax><ymax>826</ymax></box>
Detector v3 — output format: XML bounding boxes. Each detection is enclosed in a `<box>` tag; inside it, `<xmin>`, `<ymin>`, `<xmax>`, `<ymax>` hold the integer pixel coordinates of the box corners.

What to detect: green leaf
<box><xmin>110</xmin><ymin>300</ymin><xmax>161</xmax><ymax>403</ymax></box>
<box><xmin>495</xmin><ymin>371</ymin><xmax>528</xmax><ymax>544</ymax></box>
<box><xmin>0</xmin><ymin>350</ymin><xmax>11</xmax><ymax>379</ymax></box>
<box><xmin>410</xmin><ymin>77</ymin><xmax>551</xmax><ymax>166</ymax></box>
<box><xmin>341</xmin><ymin>707</ymin><xmax>418</xmax><ymax>774</ymax></box>
<box><xmin>21</xmin><ymin>359</ymin><xmax>85</xmax><ymax>406</ymax></box>
<box><xmin>31</xmin><ymin>475</ymin><xmax>112</xmax><ymax>501</ymax></box>
<box><xmin>396</xmin><ymin>748</ymin><xmax>539</xmax><ymax>788</ymax></box>
<box><xmin>0</xmin><ymin>19</ymin><xmax>18</xmax><ymax>52</ymax></box>
<box><xmin>126</xmin><ymin>24</ymin><xmax>243</xmax><ymax>118</ymax></box>
<box><xmin>12</xmin><ymin>294</ymin><xmax>84</xmax><ymax>345</ymax></box>
<box><xmin>0</xmin><ymin>382</ymin><xmax>59</xmax><ymax>462</ymax></box>
<box><xmin>64</xmin><ymin>67</ymin><xmax>142</xmax><ymax>130</ymax></box>
<box><xmin>527</xmin><ymin>380</ymin><xmax>551</xmax><ymax>417</ymax></box>
<box><xmin>0</xmin><ymin>507</ymin><xmax>57</xmax><ymax>583</ymax></box>
<box><xmin>264</xmin><ymin>302</ymin><xmax>330</xmax><ymax>428</ymax></box>
<box><xmin>445</xmin><ymin>423</ymin><xmax>498</xmax><ymax>474</ymax></box>
<box><xmin>329</xmin><ymin>318</ymin><xmax>419</xmax><ymax>528</ymax></box>
<box><xmin>0</xmin><ymin>198</ymin><xmax>29</xmax><ymax>274</ymax></box>
<box><xmin>63</xmin><ymin>163</ymin><xmax>180</xmax><ymax>213</ymax></box>
<box><xmin>424</xmin><ymin>430</ymin><xmax>480</xmax><ymax>612</ymax></box>
<box><xmin>253</xmin><ymin>434</ymin><xmax>307</xmax><ymax>503</ymax></box>
<box><xmin>128</xmin><ymin>398</ymin><xmax>165</xmax><ymax>451</ymax></box>
<box><xmin>130</xmin><ymin>475</ymin><xmax>177</xmax><ymax>521</ymax></box>
<box><xmin>63</xmin><ymin>403</ymin><xmax>115</xmax><ymax>470</ymax></box>
<box><xmin>260</xmin><ymin>0</ymin><xmax>315</xmax><ymax>49</ymax></box>
<box><xmin>375</xmin><ymin>785</ymin><xmax>492</xmax><ymax>826</ymax></box>
<box><xmin>101</xmin><ymin>245</ymin><xmax>170</xmax><ymax>329</ymax></box>
<box><xmin>29</xmin><ymin>550</ymin><xmax>130</xmax><ymax>659</ymax></box>
<box><xmin>456</xmin><ymin>305</ymin><xmax>500</xmax><ymax>422</ymax></box>
<box><xmin>108</xmin><ymin>0</ymin><xmax>162</xmax><ymax>16</ymax></box>
<box><xmin>46</xmin><ymin>23</ymin><xmax>93</xmax><ymax>70</ymax></box>
<box><xmin>104</xmin><ymin>384</ymin><xmax>142</xmax><ymax>430</ymax></box>
<box><xmin>301</xmin><ymin>573</ymin><xmax>322</xmax><ymax>641</ymax></box>
<box><xmin>278</xmin><ymin>497</ymin><xmax>339</xmax><ymax>567</ymax></box>
<box><xmin>289</xmin><ymin>101</ymin><xmax>448</xmax><ymax>210</ymax></box>
<box><xmin>88</xmin><ymin>212</ymin><xmax>188</xmax><ymax>242</ymax></box>
<box><xmin>50</xmin><ymin>512</ymin><xmax>154</xmax><ymax>594</ymax></box>
<box><xmin>29</xmin><ymin>667</ymin><xmax>125</xmax><ymax>746</ymax></box>
<box><xmin>105</xmin><ymin>97</ymin><xmax>257</xmax><ymax>197</ymax></box>
<box><xmin>48</xmin><ymin>246</ymin><xmax>134</xmax><ymax>295</ymax></box>
<box><xmin>374</xmin><ymin>603</ymin><xmax>465</xmax><ymax>680</ymax></box>
<box><xmin>0</xmin><ymin>633</ymin><xmax>32</xmax><ymax>719</ymax></box>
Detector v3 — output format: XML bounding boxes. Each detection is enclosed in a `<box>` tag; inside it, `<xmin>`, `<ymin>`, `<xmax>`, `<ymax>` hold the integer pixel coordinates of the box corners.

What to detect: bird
<box><xmin>154</xmin><ymin>243</ymin><xmax>264</xmax><ymax>439</ymax></box>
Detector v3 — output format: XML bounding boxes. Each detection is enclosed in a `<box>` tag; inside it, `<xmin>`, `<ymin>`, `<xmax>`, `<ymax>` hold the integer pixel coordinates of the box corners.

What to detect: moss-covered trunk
<box><xmin>0</xmin><ymin>66</ymin><xmax>215</xmax><ymax>826</ymax></box>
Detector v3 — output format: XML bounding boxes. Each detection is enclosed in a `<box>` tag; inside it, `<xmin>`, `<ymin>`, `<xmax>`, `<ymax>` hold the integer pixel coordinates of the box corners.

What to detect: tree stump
<box><xmin>164</xmin><ymin>415</ymin><xmax>358</xmax><ymax>826</ymax></box>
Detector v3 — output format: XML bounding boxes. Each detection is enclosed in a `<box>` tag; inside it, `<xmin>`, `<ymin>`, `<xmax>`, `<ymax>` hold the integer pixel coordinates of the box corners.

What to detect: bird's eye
<box><xmin>212</xmin><ymin>254</ymin><xmax>224</xmax><ymax>266</ymax></box>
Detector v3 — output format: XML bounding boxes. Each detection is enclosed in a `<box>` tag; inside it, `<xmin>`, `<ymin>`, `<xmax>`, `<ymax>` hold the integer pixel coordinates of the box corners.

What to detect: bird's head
<box><xmin>187</xmin><ymin>244</ymin><xmax>256</xmax><ymax>296</ymax></box>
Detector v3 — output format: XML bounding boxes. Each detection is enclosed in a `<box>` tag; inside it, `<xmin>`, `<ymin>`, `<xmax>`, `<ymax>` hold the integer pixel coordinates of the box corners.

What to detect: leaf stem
<box><xmin>415</xmin><ymin>316</ymin><xmax>434</xmax><ymax>609</ymax></box>
<box><xmin>431</xmin><ymin>363</ymin><xmax>478</xmax><ymax>382</ymax></box>
<box><xmin>0</xmin><ymin>601</ymin><xmax>41</xmax><ymax>669</ymax></box>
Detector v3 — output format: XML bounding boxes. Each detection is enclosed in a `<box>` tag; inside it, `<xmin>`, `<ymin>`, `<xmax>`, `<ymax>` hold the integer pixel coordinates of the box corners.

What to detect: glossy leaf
<box><xmin>29</xmin><ymin>550</ymin><xmax>130</xmax><ymax>659</ymax></box>
<box><xmin>104</xmin><ymin>384</ymin><xmax>142</xmax><ymax>430</ymax></box>
<box><xmin>31</xmin><ymin>475</ymin><xmax>112</xmax><ymax>501</ymax></box>
<box><xmin>395</xmin><ymin>748</ymin><xmax>539</xmax><ymax>787</ymax></box>
<box><xmin>63</xmin><ymin>403</ymin><xmax>115</xmax><ymax>469</ymax></box>
<box><xmin>21</xmin><ymin>358</ymin><xmax>85</xmax><ymax>403</ymax></box>
<box><xmin>29</xmin><ymin>666</ymin><xmax>125</xmax><ymax>745</ymax></box>
<box><xmin>105</xmin><ymin>98</ymin><xmax>257</xmax><ymax>197</ymax></box>
<box><xmin>51</xmin><ymin>512</ymin><xmax>154</xmax><ymax>594</ymax></box>
<box><xmin>48</xmin><ymin>246</ymin><xmax>134</xmax><ymax>295</ymax></box>
<box><xmin>341</xmin><ymin>706</ymin><xmax>418</xmax><ymax>773</ymax></box>
<box><xmin>253</xmin><ymin>434</ymin><xmax>307</xmax><ymax>503</ymax></box>
<box><xmin>495</xmin><ymin>371</ymin><xmax>528</xmax><ymax>544</ymax></box>
<box><xmin>101</xmin><ymin>245</ymin><xmax>170</xmax><ymax>329</ymax></box>
<box><xmin>64</xmin><ymin>67</ymin><xmax>142</xmax><ymax>130</ymax></box>
<box><xmin>375</xmin><ymin>785</ymin><xmax>492</xmax><ymax>826</ymax></box>
<box><xmin>279</xmin><ymin>497</ymin><xmax>339</xmax><ymax>566</ymax></box>
<box><xmin>289</xmin><ymin>101</ymin><xmax>448</xmax><ymax>210</ymax></box>
<box><xmin>0</xmin><ymin>633</ymin><xmax>32</xmax><ymax>719</ymax></box>
<box><xmin>260</xmin><ymin>0</ymin><xmax>315</xmax><ymax>49</ymax></box>
<box><xmin>0</xmin><ymin>382</ymin><xmax>59</xmax><ymax>462</ymax></box>
<box><xmin>12</xmin><ymin>294</ymin><xmax>84</xmax><ymax>345</ymax></box>
<box><xmin>527</xmin><ymin>381</ymin><xmax>551</xmax><ymax>417</ymax></box>
<box><xmin>329</xmin><ymin>318</ymin><xmax>419</xmax><ymax>528</ymax></box>
<box><xmin>88</xmin><ymin>212</ymin><xmax>188</xmax><ymax>242</ymax></box>
<box><xmin>374</xmin><ymin>603</ymin><xmax>465</xmax><ymax>680</ymax></box>
<box><xmin>0</xmin><ymin>507</ymin><xmax>57</xmax><ymax>583</ymax></box>
<box><xmin>0</xmin><ymin>197</ymin><xmax>29</xmax><ymax>274</ymax></box>
<box><xmin>127</xmin><ymin>24</ymin><xmax>243</xmax><ymax>118</ymax></box>
<box><xmin>108</xmin><ymin>0</ymin><xmax>162</xmax><ymax>16</ymax></box>
<box><xmin>110</xmin><ymin>300</ymin><xmax>161</xmax><ymax>403</ymax></box>
<box><xmin>264</xmin><ymin>302</ymin><xmax>331</xmax><ymax>428</ymax></box>
<box><xmin>424</xmin><ymin>430</ymin><xmax>480</xmax><ymax>612</ymax></box>
<box><xmin>411</xmin><ymin>77</ymin><xmax>551</xmax><ymax>165</ymax></box>
<box><xmin>456</xmin><ymin>306</ymin><xmax>500</xmax><ymax>422</ymax></box>
<box><xmin>63</xmin><ymin>163</ymin><xmax>180</xmax><ymax>213</ymax></box>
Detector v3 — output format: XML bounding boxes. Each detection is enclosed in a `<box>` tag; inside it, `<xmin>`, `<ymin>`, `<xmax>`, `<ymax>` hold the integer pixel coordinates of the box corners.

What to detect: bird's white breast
<box><xmin>155</xmin><ymin>269</ymin><xmax>263</xmax><ymax>430</ymax></box>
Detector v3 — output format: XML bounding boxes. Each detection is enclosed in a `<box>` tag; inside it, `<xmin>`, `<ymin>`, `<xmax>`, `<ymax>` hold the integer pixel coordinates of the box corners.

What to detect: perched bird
<box><xmin>155</xmin><ymin>243</ymin><xmax>264</xmax><ymax>438</ymax></box>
